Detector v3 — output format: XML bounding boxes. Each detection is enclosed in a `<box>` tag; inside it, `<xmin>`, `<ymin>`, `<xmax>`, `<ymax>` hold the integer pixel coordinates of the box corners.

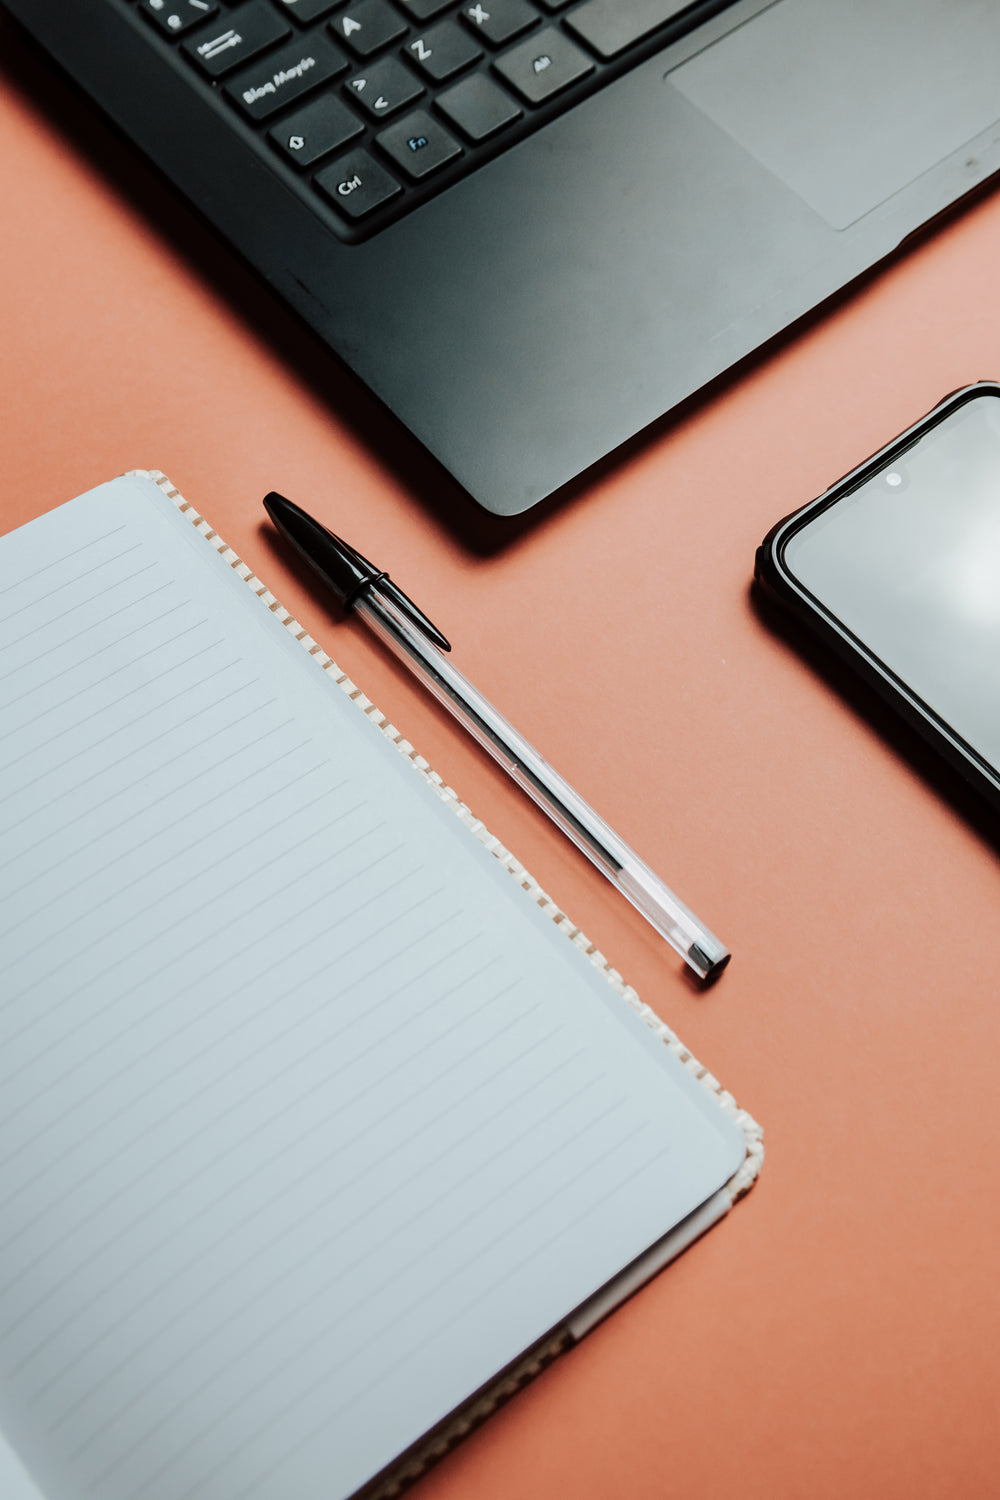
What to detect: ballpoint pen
<box><xmin>263</xmin><ymin>493</ymin><xmax>730</xmax><ymax>981</ymax></box>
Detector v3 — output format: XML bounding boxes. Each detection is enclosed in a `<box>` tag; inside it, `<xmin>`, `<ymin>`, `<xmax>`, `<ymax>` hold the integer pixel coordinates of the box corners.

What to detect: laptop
<box><xmin>5</xmin><ymin>0</ymin><xmax>1000</xmax><ymax>515</ymax></box>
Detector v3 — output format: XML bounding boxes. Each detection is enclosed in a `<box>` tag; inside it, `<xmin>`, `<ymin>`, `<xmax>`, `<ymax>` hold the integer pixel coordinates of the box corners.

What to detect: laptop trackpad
<box><xmin>669</xmin><ymin>0</ymin><xmax>1000</xmax><ymax>231</ymax></box>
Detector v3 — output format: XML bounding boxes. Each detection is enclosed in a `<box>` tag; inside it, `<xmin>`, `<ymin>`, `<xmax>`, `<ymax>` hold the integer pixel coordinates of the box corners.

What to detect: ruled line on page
<box><xmin>0</xmin><ymin>586</ymin><xmax>177</xmax><ymax>690</ymax></box>
<box><xmin>0</xmin><ymin>558</ymin><xmax>160</xmax><ymax>671</ymax></box>
<box><xmin>0</xmin><ymin>812</ymin><xmax>388</xmax><ymax>1147</ymax></box>
<box><xmin>36</xmin><ymin>967</ymin><xmax>523</xmax><ymax>1428</ymax></box>
<box><xmin>3</xmin><ymin>919</ymin><xmax>502</xmax><ymax>1379</ymax></box>
<box><xmin>45</xmin><ymin>1046</ymin><xmax>591</xmax><ymax>1430</ymax></box>
<box><xmin>0</xmin><ymin>620</ymin><xmax>217</xmax><ymax>757</ymax></box>
<box><xmin>0</xmin><ymin>780</ymin><xmax>338</xmax><ymax>1192</ymax></box>
<box><xmin>0</xmin><ymin>734</ymin><xmax>312</xmax><ymax>944</ymax></box>
<box><xmin>0</xmin><ymin>828</ymin><xmax>398</xmax><ymax>1128</ymax></box>
<box><xmin>0</xmin><ymin>874</ymin><xmax>454</xmax><ymax>1288</ymax></box>
<box><xmin>0</xmin><ymin>674</ymin><xmax>267</xmax><ymax>860</ymax></box>
<box><xmin>0</xmin><ymin>522</ymin><xmax>127</xmax><ymax>598</ymax></box>
<box><xmin>142</xmin><ymin>1113</ymin><xmax>646</xmax><ymax>1500</ymax></box>
<box><xmin>74</xmin><ymin>1044</ymin><xmax>598</xmax><ymax>1467</ymax></box>
<box><xmin>2</xmin><ymin>776</ymin><xmax>350</xmax><ymax>997</ymax></box>
<box><xmin>0</xmin><ymin>820</ymin><xmax>396</xmax><ymax>1074</ymax></box>
<box><xmin>0</xmin><ymin>541</ymin><xmax>145</xmax><ymax>633</ymax></box>
<box><xmin>0</xmin><ymin>835</ymin><xmax>428</xmax><ymax>1166</ymax></box>
<box><xmin>0</xmin><ymin>774</ymin><xmax>343</xmax><ymax>1103</ymax></box>
<box><xmin>3</xmin><ymin>818</ymin><xmax>409</xmax><ymax>1042</ymax></box>
<box><xmin>0</xmin><ymin>891</ymin><xmax>464</xmax><ymax>1290</ymax></box>
<box><xmin>51</xmin><ymin>976</ymin><xmax>535</xmax><ymax>1446</ymax></box>
<box><xmin>237</xmin><ymin>1135</ymin><xmax>666</xmax><ymax>1500</ymax></box>
<box><xmin>0</xmin><ymin>653</ymin><xmax>239</xmax><ymax>816</ymax></box>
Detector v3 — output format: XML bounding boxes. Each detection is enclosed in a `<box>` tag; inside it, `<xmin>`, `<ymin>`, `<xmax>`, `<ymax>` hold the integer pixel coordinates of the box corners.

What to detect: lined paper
<box><xmin>0</xmin><ymin>475</ymin><xmax>743</xmax><ymax>1500</ymax></box>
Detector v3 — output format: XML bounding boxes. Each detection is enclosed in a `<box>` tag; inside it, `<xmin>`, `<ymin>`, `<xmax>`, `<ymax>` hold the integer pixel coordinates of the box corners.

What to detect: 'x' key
<box><xmin>461</xmin><ymin>0</ymin><xmax>538</xmax><ymax>48</ymax></box>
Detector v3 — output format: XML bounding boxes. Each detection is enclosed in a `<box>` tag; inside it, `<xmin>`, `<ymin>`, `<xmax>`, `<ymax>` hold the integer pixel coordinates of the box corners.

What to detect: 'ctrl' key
<box><xmin>315</xmin><ymin>149</ymin><xmax>402</xmax><ymax>219</ymax></box>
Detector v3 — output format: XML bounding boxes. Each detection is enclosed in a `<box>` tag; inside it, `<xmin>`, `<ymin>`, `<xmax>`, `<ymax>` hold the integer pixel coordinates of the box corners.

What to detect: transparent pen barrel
<box><xmin>355</xmin><ymin>592</ymin><xmax>729</xmax><ymax>979</ymax></box>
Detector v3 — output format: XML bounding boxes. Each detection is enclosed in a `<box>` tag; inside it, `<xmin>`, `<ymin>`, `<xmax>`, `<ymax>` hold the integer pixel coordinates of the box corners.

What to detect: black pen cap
<box><xmin>263</xmin><ymin>493</ymin><xmax>451</xmax><ymax>651</ymax></box>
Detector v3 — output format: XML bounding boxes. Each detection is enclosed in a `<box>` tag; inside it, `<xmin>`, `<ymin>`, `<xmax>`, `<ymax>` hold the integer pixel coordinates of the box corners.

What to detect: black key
<box><xmin>268</xmin><ymin>91</ymin><xmax>364</xmax><ymax>165</ymax></box>
<box><xmin>139</xmin><ymin>0</ymin><xmax>219</xmax><ymax>38</ymax></box>
<box><xmin>225</xmin><ymin>33</ymin><xmax>348</xmax><ymax>119</ymax></box>
<box><xmin>460</xmin><ymin>0</ymin><xmax>538</xmax><ymax>48</ymax></box>
<box><xmin>493</xmin><ymin>27</ymin><xmax>592</xmax><ymax>105</ymax></box>
<box><xmin>182</xmin><ymin>2</ymin><xmax>290</xmax><ymax>77</ymax></box>
<box><xmin>329</xmin><ymin>0</ymin><xmax>408</xmax><ymax>57</ymax></box>
<box><xmin>315</xmin><ymin>148</ymin><xmax>402</xmax><ymax>218</ymax></box>
<box><xmin>436</xmin><ymin>71</ymin><xmax>520</xmax><ymax>140</ymax></box>
<box><xmin>271</xmin><ymin>0</ymin><xmax>340</xmax><ymax>21</ymax></box>
<box><xmin>406</xmin><ymin>20</ymin><xmax>482</xmax><ymax>82</ymax></box>
<box><xmin>565</xmin><ymin>0</ymin><xmax>698</xmax><ymax>59</ymax></box>
<box><xmin>376</xmin><ymin>108</ymin><xmax>461</xmax><ymax>179</ymax></box>
<box><xmin>395</xmin><ymin>0</ymin><xmax>454</xmax><ymax>19</ymax></box>
<box><xmin>344</xmin><ymin>56</ymin><xmax>423</xmax><ymax>118</ymax></box>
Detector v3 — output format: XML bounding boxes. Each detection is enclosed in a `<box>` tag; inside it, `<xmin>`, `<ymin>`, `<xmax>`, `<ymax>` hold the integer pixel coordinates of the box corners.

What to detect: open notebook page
<box><xmin>0</xmin><ymin>474</ymin><xmax>744</xmax><ymax>1500</ymax></box>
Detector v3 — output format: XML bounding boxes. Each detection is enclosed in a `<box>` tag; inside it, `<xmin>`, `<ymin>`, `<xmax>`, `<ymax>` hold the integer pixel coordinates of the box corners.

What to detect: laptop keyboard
<box><xmin>133</xmin><ymin>0</ymin><xmax>735</xmax><ymax>239</ymax></box>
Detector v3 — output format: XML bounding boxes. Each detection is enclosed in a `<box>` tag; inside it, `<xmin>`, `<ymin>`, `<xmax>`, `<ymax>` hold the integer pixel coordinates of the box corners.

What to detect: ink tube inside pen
<box><xmin>353</xmin><ymin>587</ymin><xmax>730</xmax><ymax>980</ymax></box>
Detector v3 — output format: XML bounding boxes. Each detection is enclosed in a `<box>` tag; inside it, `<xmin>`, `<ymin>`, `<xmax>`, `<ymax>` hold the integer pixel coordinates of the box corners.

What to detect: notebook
<box><xmin>0</xmin><ymin>471</ymin><xmax>762</xmax><ymax>1500</ymax></box>
<box><xmin>7</xmin><ymin>0</ymin><xmax>1000</xmax><ymax>512</ymax></box>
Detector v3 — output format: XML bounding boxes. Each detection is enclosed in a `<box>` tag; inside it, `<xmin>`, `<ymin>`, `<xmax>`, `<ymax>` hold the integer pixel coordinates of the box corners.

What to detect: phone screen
<box><xmin>783</xmin><ymin>392</ymin><xmax>1000</xmax><ymax>771</ymax></box>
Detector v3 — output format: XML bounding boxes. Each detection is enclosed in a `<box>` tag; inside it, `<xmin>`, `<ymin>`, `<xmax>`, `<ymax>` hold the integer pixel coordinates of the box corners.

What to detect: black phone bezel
<box><xmin>754</xmin><ymin>379</ymin><xmax>1000</xmax><ymax>813</ymax></box>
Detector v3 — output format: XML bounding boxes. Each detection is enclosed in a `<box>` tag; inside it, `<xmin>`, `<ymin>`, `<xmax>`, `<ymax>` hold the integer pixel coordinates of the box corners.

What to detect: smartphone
<box><xmin>755</xmin><ymin>381</ymin><xmax>1000</xmax><ymax>812</ymax></box>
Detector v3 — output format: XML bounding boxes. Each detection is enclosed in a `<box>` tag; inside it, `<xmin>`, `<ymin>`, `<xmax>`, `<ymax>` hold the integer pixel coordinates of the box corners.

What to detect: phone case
<box><xmin>754</xmin><ymin>379</ymin><xmax>1000</xmax><ymax>813</ymax></box>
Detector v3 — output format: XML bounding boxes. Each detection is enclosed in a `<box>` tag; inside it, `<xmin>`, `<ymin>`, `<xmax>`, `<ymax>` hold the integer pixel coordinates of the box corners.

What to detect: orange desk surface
<box><xmin>3</xmin><ymin>18</ymin><xmax>1000</xmax><ymax>1500</ymax></box>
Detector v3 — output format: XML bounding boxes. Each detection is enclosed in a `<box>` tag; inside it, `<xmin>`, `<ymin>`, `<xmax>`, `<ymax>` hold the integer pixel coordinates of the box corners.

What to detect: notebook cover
<box><xmin>137</xmin><ymin>469</ymin><xmax>763</xmax><ymax>1498</ymax></box>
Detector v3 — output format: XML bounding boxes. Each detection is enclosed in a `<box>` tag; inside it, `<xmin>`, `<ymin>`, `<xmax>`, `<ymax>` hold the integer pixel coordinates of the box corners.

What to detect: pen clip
<box><xmin>331</xmin><ymin>535</ymin><xmax>451</xmax><ymax>652</ymax></box>
<box><xmin>368</xmin><ymin>573</ymin><xmax>452</xmax><ymax>654</ymax></box>
<box><xmin>307</xmin><ymin>521</ymin><xmax>453</xmax><ymax>654</ymax></box>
